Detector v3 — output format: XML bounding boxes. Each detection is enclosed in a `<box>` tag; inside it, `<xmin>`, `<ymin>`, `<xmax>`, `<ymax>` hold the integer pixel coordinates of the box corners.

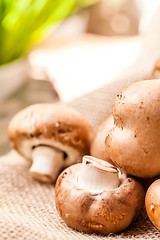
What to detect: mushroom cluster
<box><xmin>55</xmin><ymin>155</ymin><xmax>145</xmax><ymax>234</ymax></box>
<box><xmin>8</xmin><ymin>78</ymin><xmax>160</xmax><ymax>235</ymax></box>
<box><xmin>55</xmin><ymin>79</ymin><xmax>160</xmax><ymax>234</ymax></box>
<box><xmin>8</xmin><ymin>103</ymin><xmax>94</xmax><ymax>182</ymax></box>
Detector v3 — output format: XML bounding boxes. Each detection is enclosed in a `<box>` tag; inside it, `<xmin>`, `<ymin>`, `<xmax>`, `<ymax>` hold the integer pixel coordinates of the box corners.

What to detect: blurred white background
<box><xmin>28</xmin><ymin>0</ymin><xmax>160</xmax><ymax>101</ymax></box>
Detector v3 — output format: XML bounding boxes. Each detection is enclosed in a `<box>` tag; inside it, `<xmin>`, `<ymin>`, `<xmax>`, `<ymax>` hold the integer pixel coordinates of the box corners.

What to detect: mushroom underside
<box><xmin>16</xmin><ymin>138</ymin><xmax>82</xmax><ymax>167</ymax></box>
<box><xmin>14</xmin><ymin>138</ymin><xmax>83</xmax><ymax>182</ymax></box>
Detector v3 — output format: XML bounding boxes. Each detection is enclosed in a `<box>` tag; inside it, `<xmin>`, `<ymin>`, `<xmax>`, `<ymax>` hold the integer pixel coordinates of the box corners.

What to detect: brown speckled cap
<box><xmin>55</xmin><ymin>163</ymin><xmax>145</xmax><ymax>234</ymax></box>
<box><xmin>106</xmin><ymin>80</ymin><xmax>160</xmax><ymax>178</ymax></box>
<box><xmin>8</xmin><ymin>103</ymin><xmax>94</xmax><ymax>164</ymax></box>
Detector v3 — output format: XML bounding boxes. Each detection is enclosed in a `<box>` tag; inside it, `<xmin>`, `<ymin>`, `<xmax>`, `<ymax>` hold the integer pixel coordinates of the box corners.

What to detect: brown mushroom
<box><xmin>145</xmin><ymin>179</ymin><xmax>160</xmax><ymax>231</ymax></box>
<box><xmin>91</xmin><ymin>115</ymin><xmax>114</xmax><ymax>164</ymax></box>
<box><xmin>55</xmin><ymin>155</ymin><xmax>145</xmax><ymax>234</ymax></box>
<box><xmin>106</xmin><ymin>80</ymin><xmax>160</xmax><ymax>178</ymax></box>
<box><xmin>8</xmin><ymin>103</ymin><xmax>94</xmax><ymax>182</ymax></box>
<box><xmin>152</xmin><ymin>58</ymin><xmax>160</xmax><ymax>79</ymax></box>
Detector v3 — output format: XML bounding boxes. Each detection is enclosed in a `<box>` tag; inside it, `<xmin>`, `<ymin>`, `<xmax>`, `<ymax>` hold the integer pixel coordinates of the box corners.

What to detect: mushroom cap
<box><xmin>106</xmin><ymin>80</ymin><xmax>160</xmax><ymax>178</ymax></box>
<box><xmin>8</xmin><ymin>104</ymin><xmax>94</xmax><ymax>166</ymax></box>
<box><xmin>90</xmin><ymin>116</ymin><xmax>114</xmax><ymax>164</ymax></box>
<box><xmin>145</xmin><ymin>179</ymin><xmax>160</xmax><ymax>231</ymax></box>
<box><xmin>55</xmin><ymin>164</ymin><xmax>145</xmax><ymax>234</ymax></box>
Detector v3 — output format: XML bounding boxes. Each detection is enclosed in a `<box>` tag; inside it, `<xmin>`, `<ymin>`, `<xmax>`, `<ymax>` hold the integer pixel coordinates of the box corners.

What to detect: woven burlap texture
<box><xmin>0</xmin><ymin>150</ymin><xmax>160</xmax><ymax>240</ymax></box>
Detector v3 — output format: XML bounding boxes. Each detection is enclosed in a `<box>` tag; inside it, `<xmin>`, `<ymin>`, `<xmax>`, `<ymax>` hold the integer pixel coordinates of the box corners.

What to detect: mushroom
<box><xmin>145</xmin><ymin>179</ymin><xmax>160</xmax><ymax>231</ymax></box>
<box><xmin>106</xmin><ymin>80</ymin><xmax>160</xmax><ymax>178</ymax></box>
<box><xmin>8</xmin><ymin>104</ymin><xmax>94</xmax><ymax>182</ymax></box>
<box><xmin>55</xmin><ymin>155</ymin><xmax>145</xmax><ymax>234</ymax></box>
<box><xmin>90</xmin><ymin>115</ymin><xmax>114</xmax><ymax>164</ymax></box>
<box><xmin>152</xmin><ymin>58</ymin><xmax>160</xmax><ymax>79</ymax></box>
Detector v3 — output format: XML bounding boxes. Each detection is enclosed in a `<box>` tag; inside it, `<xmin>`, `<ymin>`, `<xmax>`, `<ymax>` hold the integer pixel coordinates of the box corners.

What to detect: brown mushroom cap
<box><xmin>106</xmin><ymin>80</ymin><xmax>160</xmax><ymax>178</ymax></box>
<box><xmin>55</xmin><ymin>163</ymin><xmax>145</xmax><ymax>234</ymax></box>
<box><xmin>145</xmin><ymin>179</ymin><xmax>160</xmax><ymax>231</ymax></box>
<box><xmin>8</xmin><ymin>103</ymin><xmax>94</xmax><ymax>168</ymax></box>
<box><xmin>91</xmin><ymin>115</ymin><xmax>114</xmax><ymax>164</ymax></box>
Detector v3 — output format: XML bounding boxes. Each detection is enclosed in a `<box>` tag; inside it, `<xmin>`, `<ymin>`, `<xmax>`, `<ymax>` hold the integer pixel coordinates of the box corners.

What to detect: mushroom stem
<box><xmin>78</xmin><ymin>156</ymin><xmax>120</xmax><ymax>193</ymax></box>
<box><xmin>29</xmin><ymin>146</ymin><xmax>64</xmax><ymax>182</ymax></box>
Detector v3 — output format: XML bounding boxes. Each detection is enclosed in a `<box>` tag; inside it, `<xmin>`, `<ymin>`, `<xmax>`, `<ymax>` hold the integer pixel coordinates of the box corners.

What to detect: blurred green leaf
<box><xmin>0</xmin><ymin>0</ymin><xmax>96</xmax><ymax>65</ymax></box>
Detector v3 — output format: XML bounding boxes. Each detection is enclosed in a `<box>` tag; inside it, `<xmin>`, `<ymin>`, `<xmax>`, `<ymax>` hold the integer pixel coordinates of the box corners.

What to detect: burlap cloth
<box><xmin>2</xmin><ymin>9</ymin><xmax>160</xmax><ymax>240</ymax></box>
